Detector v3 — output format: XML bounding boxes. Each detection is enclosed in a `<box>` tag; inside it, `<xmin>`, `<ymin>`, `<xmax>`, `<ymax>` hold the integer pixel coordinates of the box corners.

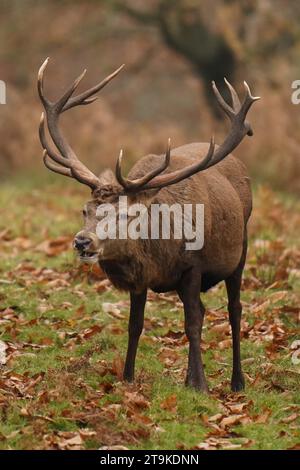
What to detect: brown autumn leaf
<box><xmin>251</xmin><ymin>300</ymin><xmax>271</xmax><ymax>316</ymax></box>
<box><xmin>57</xmin><ymin>432</ymin><xmax>84</xmax><ymax>450</ymax></box>
<box><xmin>35</xmin><ymin>236</ymin><xmax>72</xmax><ymax>256</ymax></box>
<box><xmin>280</xmin><ymin>413</ymin><xmax>298</xmax><ymax>424</ymax></box>
<box><xmin>111</xmin><ymin>355</ymin><xmax>124</xmax><ymax>380</ymax></box>
<box><xmin>287</xmin><ymin>443</ymin><xmax>300</xmax><ymax>450</ymax></box>
<box><xmin>219</xmin><ymin>414</ymin><xmax>247</xmax><ymax>429</ymax></box>
<box><xmin>0</xmin><ymin>307</ymin><xmax>17</xmax><ymax>319</ymax></box>
<box><xmin>267</xmin><ymin>291</ymin><xmax>288</xmax><ymax>303</ymax></box>
<box><xmin>107</xmin><ymin>323</ymin><xmax>125</xmax><ymax>335</ymax></box>
<box><xmin>73</xmin><ymin>304</ymin><xmax>86</xmax><ymax>317</ymax></box>
<box><xmin>194</xmin><ymin>441</ymin><xmax>214</xmax><ymax>450</ymax></box>
<box><xmin>6</xmin><ymin>237</ymin><xmax>32</xmax><ymax>250</ymax></box>
<box><xmin>208</xmin><ymin>413</ymin><xmax>223</xmax><ymax>423</ymax></box>
<box><xmin>80</xmin><ymin>263</ymin><xmax>106</xmax><ymax>279</ymax></box>
<box><xmin>95</xmin><ymin>279</ymin><xmax>112</xmax><ymax>293</ymax></box>
<box><xmin>78</xmin><ymin>325</ymin><xmax>103</xmax><ymax>341</ymax></box>
<box><xmin>211</xmin><ymin>322</ymin><xmax>230</xmax><ymax>335</ymax></box>
<box><xmin>39</xmin><ymin>337</ymin><xmax>54</xmax><ymax>346</ymax></box>
<box><xmin>225</xmin><ymin>402</ymin><xmax>251</xmax><ymax>414</ymax></box>
<box><xmin>158</xmin><ymin>347</ymin><xmax>180</xmax><ymax>366</ymax></box>
<box><xmin>79</xmin><ymin>429</ymin><xmax>96</xmax><ymax>439</ymax></box>
<box><xmin>100</xmin><ymin>445</ymin><xmax>129</xmax><ymax>450</ymax></box>
<box><xmin>37</xmin><ymin>302</ymin><xmax>54</xmax><ymax>314</ymax></box>
<box><xmin>194</xmin><ymin>437</ymin><xmax>246</xmax><ymax>450</ymax></box>
<box><xmin>218</xmin><ymin>339</ymin><xmax>232</xmax><ymax>350</ymax></box>
<box><xmin>160</xmin><ymin>394</ymin><xmax>177</xmax><ymax>412</ymax></box>
<box><xmin>124</xmin><ymin>391</ymin><xmax>150</xmax><ymax>410</ymax></box>
<box><xmin>20</xmin><ymin>407</ymin><xmax>30</xmax><ymax>417</ymax></box>
<box><xmin>0</xmin><ymin>228</ymin><xmax>12</xmax><ymax>241</ymax></box>
<box><xmin>162</xmin><ymin>330</ymin><xmax>185</xmax><ymax>340</ymax></box>
<box><xmin>37</xmin><ymin>390</ymin><xmax>49</xmax><ymax>404</ymax></box>
<box><xmin>128</xmin><ymin>412</ymin><xmax>153</xmax><ymax>426</ymax></box>
<box><xmin>254</xmin><ymin>408</ymin><xmax>272</xmax><ymax>424</ymax></box>
<box><xmin>102</xmin><ymin>302</ymin><xmax>125</xmax><ymax>319</ymax></box>
<box><xmin>0</xmin><ymin>340</ymin><xmax>8</xmax><ymax>365</ymax></box>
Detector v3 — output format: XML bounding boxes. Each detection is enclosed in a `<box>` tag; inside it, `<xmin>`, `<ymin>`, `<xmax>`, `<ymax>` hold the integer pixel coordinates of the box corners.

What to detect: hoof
<box><xmin>231</xmin><ymin>375</ymin><xmax>245</xmax><ymax>392</ymax></box>
<box><xmin>123</xmin><ymin>373</ymin><xmax>134</xmax><ymax>383</ymax></box>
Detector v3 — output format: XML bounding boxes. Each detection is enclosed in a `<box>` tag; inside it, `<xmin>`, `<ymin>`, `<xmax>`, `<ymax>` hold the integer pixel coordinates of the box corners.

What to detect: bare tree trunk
<box><xmin>111</xmin><ymin>0</ymin><xmax>237</xmax><ymax>116</ymax></box>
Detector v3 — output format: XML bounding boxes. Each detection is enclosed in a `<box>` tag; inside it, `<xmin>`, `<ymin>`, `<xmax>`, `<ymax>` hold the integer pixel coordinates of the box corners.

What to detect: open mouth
<box><xmin>78</xmin><ymin>251</ymin><xmax>99</xmax><ymax>264</ymax></box>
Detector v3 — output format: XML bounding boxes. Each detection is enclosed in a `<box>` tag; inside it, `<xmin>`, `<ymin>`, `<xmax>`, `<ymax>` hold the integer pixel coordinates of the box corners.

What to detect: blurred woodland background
<box><xmin>0</xmin><ymin>0</ymin><xmax>300</xmax><ymax>192</ymax></box>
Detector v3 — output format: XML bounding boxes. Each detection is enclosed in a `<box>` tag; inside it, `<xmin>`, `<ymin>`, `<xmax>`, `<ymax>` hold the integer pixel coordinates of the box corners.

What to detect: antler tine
<box><xmin>41</xmin><ymin>114</ymin><xmax>100</xmax><ymax>189</ymax></box>
<box><xmin>224</xmin><ymin>78</ymin><xmax>241</xmax><ymax>111</ymax></box>
<box><xmin>37</xmin><ymin>57</ymin><xmax>51</xmax><ymax>108</ymax></box>
<box><xmin>116</xmin><ymin>149</ymin><xmax>126</xmax><ymax>188</ymax></box>
<box><xmin>62</xmin><ymin>64</ymin><xmax>125</xmax><ymax>112</ymax></box>
<box><xmin>43</xmin><ymin>150</ymin><xmax>73</xmax><ymax>178</ymax></box>
<box><xmin>212</xmin><ymin>81</ymin><xmax>235</xmax><ymax>120</ymax></box>
<box><xmin>40</xmin><ymin>114</ymin><xmax>99</xmax><ymax>188</ymax></box>
<box><xmin>38</xmin><ymin>57</ymin><xmax>88</xmax><ymax>112</ymax></box>
<box><xmin>238</xmin><ymin>81</ymin><xmax>261</xmax><ymax>121</ymax></box>
<box><xmin>56</xmin><ymin>68</ymin><xmax>87</xmax><ymax>112</ymax></box>
<box><xmin>141</xmin><ymin>136</ymin><xmax>215</xmax><ymax>190</ymax></box>
<box><xmin>165</xmin><ymin>137</ymin><xmax>171</xmax><ymax>166</ymax></box>
<box><xmin>116</xmin><ymin>138</ymin><xmax>172</xmax><ymax>191</ymax></box>
<box><xmin>39</xmin><ymin>113</ymin><xmax>71</xmax><ymax>168</ymax></box>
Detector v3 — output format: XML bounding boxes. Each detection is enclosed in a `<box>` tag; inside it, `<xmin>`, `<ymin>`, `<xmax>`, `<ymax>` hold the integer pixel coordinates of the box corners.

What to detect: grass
<box><xmin>0</xmin><ymin>176</ymin><xmax>299</xmax><ymax>450</ymax></box>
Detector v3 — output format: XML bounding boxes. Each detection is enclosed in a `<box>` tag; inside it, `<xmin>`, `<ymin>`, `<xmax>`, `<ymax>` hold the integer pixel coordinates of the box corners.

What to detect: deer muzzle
<box><xmin>73</xmin><ymin>231</ymin><xmax>99</xmax><ymax>264</ymax></box>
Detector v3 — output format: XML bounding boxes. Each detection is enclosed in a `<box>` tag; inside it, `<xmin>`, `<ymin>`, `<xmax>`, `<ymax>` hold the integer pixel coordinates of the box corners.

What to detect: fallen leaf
<box><xmin>99</xmin><ymin>445</ymin><xmax>129</xmax><ymax>450</ymax></box>
<box><xmin>255</xmin><ymin>409</ymin><xmax>272</xmax><ymax>424</ymax></box>
<box><xmin>220</xmin><ymin>414</ymin><xmax>246</xmax><ymax>429</ymax></box>
<box><xmin>102</xmin><ymin>303</ymin><xmax>125</xmax><ymax>319</ymax></box>
<box><xmin>280</xmin><ymin>413</ymin><xmax>298</xmax><ymax>424</ymax></box>
<box><xmin>211</xmin><ymin>322</ymin><xmax>230</xmax><ymax>335</ymax></box>
<box><xmin>78</xmin><ymin>325</ymin><xmax>103</xmax><ymax>341</ymax></box>
<box><xmin>35</xmin><ymin>236</ymin><xmax>72</xmax><ymax>256</ymax></box>
<box><xmin>288</xmin><ymin>443</ymin><xmax>300</xmax><ymax>450</ymax></box>
<box><xmin>58</xmin><ymin>433</ymin><xmax>83</xmax><ymax>450</ymax></box>
<box><xmin>160</xmin><ymin>394</ymin><xmax>177</xmax><ymax>413</ymax></box>
<box><xmin>124</xmin><ymin>390</ymin><xmax>150</xmax><ymax>410</ymax></box>
<box><xmin>218</xmin><ymin>339</ymin><xmax>232</xmax><ymax>350</ymax></box>
<box><xmin>226</xmin><ymin>402</ymin><xmax>250</xmax><ymax>414</ymax></box>
<box><xmin>0</xmin><ymin>340</ymin><xmax>8</xmax><ymax>365</ymax></box>
<box><xmin>208</xmin><ymin>413</ymin><xmax>223</xmax><ymax>422</ymax></box>
<box><xmin>111</xmin><ymin>355</ymin><xmax>124</xmax><ymax>380</ymax></box>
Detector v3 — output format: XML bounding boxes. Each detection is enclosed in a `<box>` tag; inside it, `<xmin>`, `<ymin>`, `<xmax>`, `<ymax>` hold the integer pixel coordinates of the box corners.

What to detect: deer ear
<box><xmin>98</xmin><ymin>168</ymin><xmax>117</xmax><ymax>186</ymax></box>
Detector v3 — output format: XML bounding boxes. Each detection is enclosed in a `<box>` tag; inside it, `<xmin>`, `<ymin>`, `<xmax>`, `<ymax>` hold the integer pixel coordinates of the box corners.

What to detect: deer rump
<box><xmin>100</xmin><ymin>142</ymin><xmax>252</xmax><ymax>294</ymax></box>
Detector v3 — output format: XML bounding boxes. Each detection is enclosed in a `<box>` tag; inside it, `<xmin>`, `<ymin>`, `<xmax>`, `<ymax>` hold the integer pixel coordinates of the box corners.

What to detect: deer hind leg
<box><xmin>177</xmin><ymin>269</ymin><xmax>209</xmax><ymax>393</ymax></box>
<box><xmin>123</xmin><ymin>289</ymin><xmax>147</xmax><ymax>382</ymax></box>
<box><xmin>225</xmin><ymin>236</ymin><xmax>248</xmax><ymax>392</ymax></box>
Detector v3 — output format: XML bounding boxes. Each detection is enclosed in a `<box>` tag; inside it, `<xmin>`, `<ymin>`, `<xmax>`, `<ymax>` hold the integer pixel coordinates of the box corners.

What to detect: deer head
<box><xmin>38</xmin><ymin>59</ymin><xmax>259</xmax><ymax>272</ymax></box>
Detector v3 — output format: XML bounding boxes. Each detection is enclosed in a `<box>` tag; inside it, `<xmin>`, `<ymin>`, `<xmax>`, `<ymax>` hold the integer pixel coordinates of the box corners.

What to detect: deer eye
<box><xmin>82</xmin><ymin>209</ymin><xmax>87</xmax><ymax>218</ymax></box>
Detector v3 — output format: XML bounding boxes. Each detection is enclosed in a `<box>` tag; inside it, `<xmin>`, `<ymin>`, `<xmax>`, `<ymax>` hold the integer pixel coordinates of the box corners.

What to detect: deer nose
<box><xmin>74</xmin><ymin>236</ymin><xmax>92</xmax><ymax>251</ymax></box>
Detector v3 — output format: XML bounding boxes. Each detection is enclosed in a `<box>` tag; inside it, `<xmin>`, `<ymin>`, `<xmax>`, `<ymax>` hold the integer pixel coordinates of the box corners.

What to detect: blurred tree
<box><xmin>106</xmin><ymin>0</ymin><xmax>237</xmax><ymax>115</ymax></box>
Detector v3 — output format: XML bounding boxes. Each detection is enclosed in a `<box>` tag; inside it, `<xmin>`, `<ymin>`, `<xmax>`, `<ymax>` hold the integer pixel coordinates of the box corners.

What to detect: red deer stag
<box><xmin>38</xmin><ymin>58</ymin><xmax>259</xmax><ymax>392</ymax></box>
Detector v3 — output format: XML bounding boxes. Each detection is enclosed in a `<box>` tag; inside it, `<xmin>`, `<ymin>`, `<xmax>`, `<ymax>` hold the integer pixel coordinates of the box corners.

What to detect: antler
<box><xmin>208</xmin><ymin>78</ymin><xmax>260</xmax><ymax>167</ymax></box>
<box><xmin>38</xmin><ymin>58</ymin><xmax>124</xmax><ymax>190</ymax></box>
<box><xmin>116</xmin><ymin>138</ymin><xmax>172</xmax><ymax>190</ymax></box>
<box><xmin>116</xmin><ymin>138</ymin><xmax>215</xmax><ymax>191</ymax></box>
<box><xmin>116</xmin><ymin>79</ymin><xmax>259</xmax><ymax>192</ymax></box>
